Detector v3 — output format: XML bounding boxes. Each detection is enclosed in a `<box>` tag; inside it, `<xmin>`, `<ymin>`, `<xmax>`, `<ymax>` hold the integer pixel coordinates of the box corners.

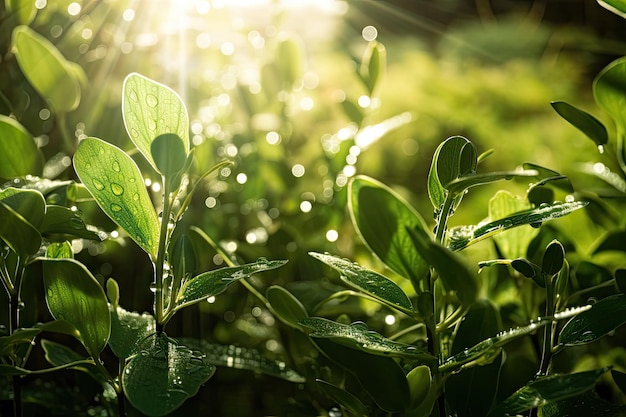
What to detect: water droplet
<box><xmin>146</xmin><ymin>94</ymin><xmax>158</xmax><ymax>108</ymax></box>
<box><xmin>110</xmin><ymin>203</ymin><xmax>122</xmax><ymax>212</ymax></box>
<box><xmin>328</xmin><ymin>407</ymin><xmax>342</xmax><ymax>417</ymax></box>
<box><xmin>130</xmin><ymin>128</ymin><xmax>139</xmax><ymax>138</ymax></box>
<box><xmin>598</xmin><ymin>144</ymin><xmax>605</xmax><ymax>154</ymax></box>
<box><xmin>129</xmin><ymin>89</ymin><xmax>138</xmax><ymax>102</ymax></box>
<box><xmin>93</xmin><ymin>179</ymin><xmax>105</xmax><ymax>190</ymax></box>
<box><xmin>133</xmin><ymin>193</ymin><xmax>139</xmax><ymax>201</ymax></box>
<box><xmin>111</xmin><ymin>183</ymin><xmax>124</xmax><ymax>196</ymax></box>
<box><xmin>149</xmin><ymin>282</ymin><xmax>157</xmax><ymax>293</ymax></box>
<box><xmin>112</xmin><ymin>161</ymin><xmax>121</xmax><ymax>172</ymax></box>
<box><xmin>148</xmin><ymin>118</ymin><xmax>157</xmax><ymax>131</ymax></box>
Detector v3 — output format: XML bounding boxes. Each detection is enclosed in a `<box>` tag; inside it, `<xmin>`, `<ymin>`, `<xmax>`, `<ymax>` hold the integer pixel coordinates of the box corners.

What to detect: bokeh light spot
<box><xmin>362</xmin><ymin>25</ymin><xmax>378</xmax><ymax>41</ymax></box>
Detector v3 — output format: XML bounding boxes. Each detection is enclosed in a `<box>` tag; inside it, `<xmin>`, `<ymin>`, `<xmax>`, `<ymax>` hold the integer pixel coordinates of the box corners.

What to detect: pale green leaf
<box><xmin>6</xmin><ymin>0</ymin><xmax>37</xmax><ymax>25</ymax></box>
<box><xmin>0</xmin><ymin>115</ymin><xmax>43</xmax><ymax>178</ymax></box>
<box><xmin>489</xmin><ymin>190</ymin><xmax>538</xmax><ymax>259</ymax></box>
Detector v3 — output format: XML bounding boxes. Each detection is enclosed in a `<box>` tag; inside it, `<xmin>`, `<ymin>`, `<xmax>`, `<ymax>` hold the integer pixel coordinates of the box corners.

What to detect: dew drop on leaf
<box><xmin>111</xmin><ymin>183</ymin><xmax>124</xmax><ymax>196</ymax></box>
<box><xmin>112</xmin><ymin>161</ymin><xmax>121</xmax><ymax>172</ymax></box>
<box><xmin>146</xmin><ymin>94</ymin><xmax>158</xmax><ymax>108</ymax></box>
<box><xmin>93</xmin><ymin>179</ymin><xmax>105</xmax><ymax>190</ymax></box>
<box><xmin>111</xmin><ymin>203</ymin><xmax>122</xmax><ymax>212</ymax></box>
<box><xmin>148</xmin><ymin>118</ymin><xmax>157</xmax><ymax>131</ymax></box>
<box><xmin>130</xmin><ymin>128</ymin><xmax>139</xmax><ymax>138</ymax></box>
<box><xmin>598</xmin><ymin>144</ymin><xmax>605</xmax><ymax>154</ymax></box>
<box><xmin>129</xmin><ymin>89</ymin><xmax>138</xmax><ymax>102</ymax></box>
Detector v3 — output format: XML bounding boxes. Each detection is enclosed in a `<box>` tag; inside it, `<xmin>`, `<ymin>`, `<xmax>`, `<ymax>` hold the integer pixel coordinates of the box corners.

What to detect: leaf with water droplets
<box><xmin>558</xmin><ymin>294</ymin><xmax>626</xmax><ymax>347</ymax></box>
<box><xmin>316</xmin><ymin>379</ymin><xmax>369</xmax><ymax>417</ymax></box>
<box><xmin>122</xmin><ymin>73</ymin><xmax>189</xmax><ymax>172</ymax></box>
<box><xmin>300</xmin><ymin>317</ymin><xmax>435</xmax><ymax>361</ymax></box>
<box><xmin>550</xmin><ymin>101</ymin><xmax>608</xmax><ymax>147</ymax></box>
<box><xmin>123</xmin><ymin>334</ymin><xmax>215</xmax><ymax>417</ymax></box>
<box><xmin>39</xmin><ymin>205</ymin><xmax>102</xmax><ymax>241</ymax></box>
<box><xmin>109</xmin><ymin>305</ymin><xmax>156</xmax><ymax>359</ymax></box>
<box><xmin>179</xmin><ymin>338</ymin><xmax>305</xmax><ymax>383</ymax></box>
<box><xmin>74</xmin><ymin>137</ymin><xmax>159</xmax><ymax>257</ymax></box>
<box><xmin>309</xmin><ymin>252</ymin><xmax>414</xmax><ymax>313</ymax></box>
<box><xmin>174</xmin><ymin>259</ymin><xmax>287</xmax><ymax>312</ymax></box>
<box><xmin>488</xmin><ymin>368</ymin><xmax>609</xmax><ymax>417</ymax></box>
<box><xmin>488</xmin><ymin>190</ymin><xmax>538</xmax><ymax>259</ymax></box>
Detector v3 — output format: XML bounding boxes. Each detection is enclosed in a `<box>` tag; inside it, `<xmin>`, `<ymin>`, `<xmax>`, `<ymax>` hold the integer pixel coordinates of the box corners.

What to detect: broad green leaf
<box><xmin>445</xmin><ymin>300</ymin><xmax>502</xmax><ymax>417</ymax></box>
<box><xmin>523</xmin><ymin>163</ymin><xmax>573</xmax><ymax>192</ymax></box>
<box><xmin>300</xmin><ymin>317</ymin><xmax>434</xmax><ymax>361</ymax></box>
<box><xmin>123</xmin><ymin>334</ymin><xmax>215</xmax><ymax>416</ymax></box>
<box><xmin>448</xmin><ymin>201</ymin><xmax>588</xmax><ymax>251</ymax></box>
<box><xmin>540</xmin><ymin>391</ymin><xmax>626</xmax><ymax>417</ymax></box>
<box><xmin>360</xmin><ymin>41</ymin><xmax>386</xmax><ymax>95</ymax></box>
<box><xmin>594</xmin><ymin>57</ymin><xmax>626</xmax><ymax>131</ymax></box>
<box><xmin>489</xmin><ymin>190</ymin><xmax>538</xmax><ymax>259</ymax></box>
<box><xmin>73</xmin><ymin>137</ymin><xmax>160</xmax><ymax>257</ymax></box>
<box><xmin>407</xmin><ymin>365</ymin><xmax>432</xmax><ymax>411</ymax></box>
<box><xmin>542</xmin><ymin>240</ymin><xmax>564</xmax><ymax>276</ymax></box>
<box><xmin>488</xmin><ymin>368</ymin><xmax>609</xmax><ymax>417</ymax></box>
<box><xmin>40</xmin><ymin>205</ymin><xmax>103</xmax><ymax>241</ymax></box>
<box><xmin>0</xmin><ymin>115</ymin><xmax>43</xmax><ymax>178</ymax></box>
<box><xmin>42</xmin><ymin>258</ymin><xmax>110</xmax><ymax>357</ymax></box>
<box><xmin>45</xmin><ymin>241</ymin><xmax>73</xmax><ymax>259</ymax></box>
<box><xmin>550</xmin><ymin>101</ymin><xmax>608</xmax><ymax>147</ymax></box>
<box><xmin>266</xmin><ymin>285</ymin><xmax>308</xmax><ymax>329</ymax></box>
<box><xmin>6</xmin><ymin>0</ymin><xmax>37</xmax><ymax>25</ymax></box>
<box><xmin>348</xmin><ymin>175</ymin><xmax>430</xmax><ymax>286</ymax></box>
<box><xmin>150</xmin><ymin>133</ymin><xmax>187</xmax><ymax>184</ymax></box>
<box><xmin>122</xmin><ymin>73</ymin><xmax>189</xmax><ymax>171</ymax></box>
<box><xmin>175</xmin><ymin>259</ymin><xmax>287</xmax><ymax>311</ymax></box>
<box><xmin>180</xmin><ymin>338</ymin><xmax>305</xmax><ymax>383</ymax></box>
<box><xmin>0</xmin><ymin>187</ymin><xmax>45</xmax><ymax>228</ymax></box>
<box><xmin>276</xmin><ymin>36</ymin><xmax>303</xmax><ymax>88</ymax></box>
<box><xmin>407</xmin><ymin>226</ymin><xmax>478</xmax><ymax>306</ymax></box>
<box><xmin>558</xmin><ymin>294</ymin><xmax>626</xmax><ymax>346</ymax></box>
<box><xmin>309</xmin><ymin>252</ymin><xmax>414</xmax><ymax>312</ymax></box>
<box><xmin>12</xmin><ymin>26</ymin><xmax>82</xmax><ymax>112</ymax></box>
<box><xmin>446</xmin><ymin>170</ymin><xmax>538</xmax><ymax>196</ymax></box>
<box><xmin>428</xmin><ymin>136</ymin><xmax>475</xmax><ymax>210</ymax></box>
<box><xmin>314</xmin><ymin>337</ymin><xmax>409</xmax><ymax>412</ymax></box>
<box><xmin>0</xmin><ymin>200</ymin><xmax>41</xmax><ymax>256</ymax></box>
<box><xmin>598</xmin><ymin>0</ymin><xmax>626</xmax><ymax>17</ymax></box>
<box><xmin>109</xmin><ymin>305</ymin><xmax>156</xmax><ymax>359</ymax></box>
<box><xmin>316</xmin><ymin>379</ymin><xmax>369</xmax><ymax>417</ymax></box>
<box><xmin>591</xmin><ymin>230</ymin><xmax>626</xmax><ymax>254</ymax></box>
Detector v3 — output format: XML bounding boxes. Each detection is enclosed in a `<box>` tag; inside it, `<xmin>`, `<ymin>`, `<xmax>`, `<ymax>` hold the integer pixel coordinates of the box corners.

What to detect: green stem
<box><xmin>537</xmin><ymin>276</ymin><xmax>555</xmax><ymax>377</ymax></box>
<box><xmin>10</xmin><ymin>256</ymin><xmax>27</xmax><ymax>417</ymax></box>
<box><xmin>155</xmin><ymin>180</ymin><xmax>174</xmax><ymax>329</ymax></box>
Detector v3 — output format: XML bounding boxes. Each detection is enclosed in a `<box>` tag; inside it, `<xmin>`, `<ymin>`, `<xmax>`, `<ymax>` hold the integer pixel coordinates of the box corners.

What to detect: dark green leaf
<box><xmin>73</xmin><ymin>137</ymin><xmax>160</xmax><ymax>257</ymax></box>
<box><xmin>540</xmin><ymin>391</ymin><xmax>626</xmax><ymax>417</ymax></box>
<box><xmin>109</xmin><ymin>305</ymin><xmax>156</xmax><ymax>359</ymax></box>
<box><xmin>41</xmin><ymin>339</ymin><xmax>104</xmax><ymax>384</ymax></box>
<box><xmin>309</xmin><ymin>252</ymin><xmax>414</xmax><ymax>312</ymax></box>
<box><xmin>40</xmin><ymin>205</ymin><xmax>103</xmax><ymax>241</ymax></box>
<box><xmin>611</xmin><ymin>370</ymin><xmax>626</xmax><ymax>395</ymax></box>
<box><xmin>512</xmin><ymin>258</ymin><xmax>541</xmax><ymax>280</ymax></box>
<box><xmin>0</xmin><ymin>187</ymin><xmax>46</xmax><ymax>228</ymax></box>
<box><xmin>300</xmin><ymin>317</ymin><xmax>434</xmax><ymax>361</ymax></box>
<box><xmin>151</xmin><ymin>134</ymin><xmax>187</xmax><ymax>184</ymax></box>
<box><xmin>45</xmin><ymin>241</ymin><xmax>73</xmax><ymax>259</ymax></box>
<box><xmin>175</xmin><ymin>259</ymin><xmax>287</xmax><ymax>311</ymax></box>
<box><xmin>0</xmin><ymin>200</ymin><xmax>41</xmax><ymax>256</ymax></box>
<box><xmin>594</xmin><ymin>57</ymin><xmax>626</xmax><ymax>132</ymax></box>
<box><xmin>523</xmin><ymin>163</ymin><xmax>574</xmax><ymax>192</ymax></box>
<box><xmin>488</xmin><ymin>368</ymin><xmax>609</xmax><ymax>417</ymax></box>
<box><xmin>12</xmin><ymin>26</ymin><xmax>82</xmax><ymax>112</ymax></box>
<box><xmin>0</xmin><ymin>115</ymin><xmax>42</xmax><ymax>178</ymax></box>
<box><xmin>528</xmin><ymin>185</ymin><xmax>554</xmax><ymax>206</ymax></box>
<box><xmin>542</xmin><ymin>240</ymin><xmax>565</xmax><ymax>276</ymax></box>
<box><xmin>316</xmin><ymin>379</ymin><xmax>369</xmax><ymax>417</ymax></box>
<box><xmin>616</xmin><ymin>269</ymin><xmax>626</xmax><ymax>295</ymax></box>
<box><xmin>348</xmin><ymin>175</ymin><xmax>430</xmax><ymax>285</ymax></box>
<box><xmin>314</xmin><ymin>337</ymin><xmax>409</xmax><ymax>413</ymax></box>
<box><xmin>123</xmin><ymin>334</ymin><xmax>215</xmax><ymax>417</ymax></box>
<box><xmin>550</xmin><ymin>101</ymin><xmax>608</xmax><ymax>147</ymax></box>
<box><xmin>266</xmin><ymin>285</ymin><xmax>308</xmax><ymax>329</ymax></box>
<box><xmin>122</xmin><ymin>73</ymin><xmax>189</xmax><ymax>172</ymax></box>
<box><xmin>171</xmin><ymin>234</ymin><xmax>196</xmax><ymax>285</ymax></box>
<box><xmin>42</xmin><ymin>258</ymin><xmax>110</xmax><ymax>357</ymax></box>
<box><xmin>591</xmin><ymin>230</ymin><xmax>626</xmax><ymax>254</ymax></box>
<box><xmin>558</xmin><ymin>294</ymin><xmax>626</xmax><ymax>346</ymax></box>
<box><xmin>598</xmin><ymin>1</ymin><xmax>626</xmax><ymax>19</ymax></box>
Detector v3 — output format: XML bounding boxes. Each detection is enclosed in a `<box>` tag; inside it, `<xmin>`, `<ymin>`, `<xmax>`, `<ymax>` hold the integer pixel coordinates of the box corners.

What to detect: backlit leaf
<box><xmin>40</xmin><ymin>205</ymin><xmax>103</xmax><ymax>241</ymax></box>
<box><xmin>360</xmin><ymin>41</ymin><xmax>386</xmax><ymax>95</ymax></box>
<box><xmin>150</xmin><ymin>133</ymin><xmax>187</xmax><ymax>184</ymax></box>
<box><xmin>0</xmin><ymin>187</ymin><xmax>45</xmax><ymax>228</ymax></box>
<box><xmin>0</xmin><ymin>115</ymin><xmax>43</xmax><ymax>179</ymax></box>
<box><xmin>266</xmin><ymin>285</ymin><xmax>308</xmax><ymax>329</ymax></box>
<box><xmin>551</xmin><ymin>101</ymin><xmax>608</xmax><ymax>147</ymax></box>
<box><xmin>6</xmin><ymin>0</ymin><xmax>37</xmax><ymax>25</ymax></box>
<box><xmin>109</xmin><ymin>305</ymin><xmax>156</xmax><ymax>359</ymax></box>
<box><xmin>488</xmin><ymin>190</ymin><xmax>538</xmax><ymax>259</ymax></box>
<box><xmin>45</xmin><ymin>241</ymin><xmax>73</xmax><ymax>259</ymax></box>
<box><xmin>558</xmin><ymin>294</ymin><xmax>626</xmax><ymax>346</ymax></box>
<box><xmin>598</xmin><ymin>0</ymin><xmax>626</xmax><ymax>17</ymax></box>
<box><xmin>594</xmin><ymin>57</ymin><xmax>626</xmax><ymax>131</ymax></box>
<box><xmin>542</xmin><ymin>240</ymin><xmax>565</xmax><ymax>276</ymax></box>
<box><xmin>0</xmin><ymin>200</ymin><xmax>41</xmax><ymax>256</ymax></box>
<box><xmin>428</xmin><ymin>136</ymin><xmax>475</xmax><ymax>210</ymax></box>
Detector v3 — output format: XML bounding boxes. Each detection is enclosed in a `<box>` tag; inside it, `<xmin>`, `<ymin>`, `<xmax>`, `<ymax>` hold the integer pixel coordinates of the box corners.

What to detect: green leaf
<box><xmin>123</xmin><ymin>334</ymin><xmax>215</xmax><ymax>417</ymax></box>
<box><xmin>276</xmin><ymin>36</ymin><xmax>303</xmax><ymax>88</ymax></box>
<box><xmin>41</xmin><ymin>339</ymin><xmax>108</xmax><ymax>390</ymax></box>
<box><xmin>488</xmin><ymin>190</ymin><xmax>539</xmax><ymax>259</ymax></box>
<box><xmin>45</xmin><ymin>241</ymin><xmax>73</xmax><ymax>259</ymax></box>
<box><xmin>150</xmin><ymin>133</ymin><xmax>187</xmax><ymax>184</ymax></box>
<box><xmin>170</xmin><ymin>234</ymin><xmax>196</xmax><ymax>298</ymax></box>
<box><xmin>558</xmin><ymin>294</ymin><xmax>626</xmax><ymax>346</ymax></box>
<box><xmin>446</xmin><ymin>170</ymin><xmax>538</xmax><ymax>196</ymax></box>
<box><xmin>406</xmin><ymin>226</ymin><xmax>479</xmax><ymax>306</ymax></box>
<box><xmin>314</xmin><ymin>337</ymin><xmax>410</xmax><ymax>413</ymax></box>
<box><xmin>360</xmin><ymin>41</ymin><xmax>386</xmax><ymax>95</ymax></box>
<box><xmin>591</xmin><ymin>229</ymin><xmax>626</xmax><ymax>254</ymax></box>
<box><xmin>175</xmin><ymin>259</ymin><xmax>287</xmax><ymax>311</ymax></box>
<box><xmin>73</xmin><ymin>137</ymin><xmax>160</xmax><ymax>257</ymax></box>
<box><xmin>540</xmin><ymin>391</ymin><xmax>626</xmax><ymax>417</ymax></box>
<box><xmin>300</xmin><ymin>317</ymin><xmax>434</xmax><ymax>361</ymax></box>
<box><xmin>448</xmin><ymin>201</ymin><xmax>588</xmax><ymax>251</ymax></box>
<box><xmin>0</xmin><ymin>187</ymin><xmax>46</xmax><ymax>228</ymax></box>
<box><xmin>0</xmin><ymin>200</ymin><xmax>41</xmax><ymax>256</ymax></box>
<box><xmin>309</xmin><ymin>252</ymin><xmax>414</xmax><ymax>312</ymax></box>
<box><xmin>348</xmin><ymin>175</ymin><xmax>430</xmax><ymax>286</ymax></box>
<box><xmin>6</xmin><ymin>0</ymin><xmax>37</xmax><ymax>25</ymax></box>
<box><xmin>488</xmin><ymin>368</ymin><xmax>609</xmax><ymax>417</ymax></box>
<box><xmin>428</xmin><ymin>136</ymin><xmax>476</xmax><ymax>210</ymax></box>
<box><xmin>542</xmin><ymin>240</ymin><xmax>565</xmax><ymax>276</ymax></box>
<box><xmin>180</xmin><ymin>338</ymin><xmax>305</xmax><ymax>383</ymax></box>
<box><xmin>109</xmin><ymin>305</ymin><xmax>156</xmax><ymax>359</ymax></box>
<box><xmin>598</xmin><ymin>0</ymin><xmax>626</xmax><ymax>17</ymax></box>
<box><xmin>406</xmin><ymin>365</ymin><xmax>432</xmax><ymax>411</ymax></box>
<box><xmin>266</xmin><ymin>285</ymin><xmax>308</xmax><ymax>329</ymax></box>
<box><xmin>594</xmin><ymin>57</ymin><xmax>626</xmax><ymax>132</ymax></box>
<box><xmin>40</xmin><ymin>205</ymin><xmax>103</xmax><ymax>241</ymax></box>
<box><xmin>612</xmin><ymin>370</ymin><xmax>626</xmax><ymax>395</ymax></box>
<box><xmin>122</xmin><ymin>73</ymin><xmax>190</xmax><ymax>172</ymax></box>
<box><xmin>42</xmin><ymin>258</ymin><xmax>110</xmax><ymax>358</ymax></box>
<box><xmin>0</xmin><ymin>115</ymin><xmax>43</xmax><ymax>178</ymax></box>
<box><xmin>550</xmin><ymin>101</ymin><xmax>608</xmax><ymax>147</ymax></box>
<box><xmin>316</xmin><ymin>379</ymin><xmax>369</xmax><ymax>417</ymax></box>
<box><xmin>12</xmin><ymin>26</ymin><xmax>82</xmax><ymax>112</ymax></box>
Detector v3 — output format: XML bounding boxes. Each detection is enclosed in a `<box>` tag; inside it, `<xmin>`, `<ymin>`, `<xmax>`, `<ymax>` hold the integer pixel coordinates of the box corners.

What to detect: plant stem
<box><xmin>537</xmin><ymin>276</ymin><xmax>555</xmax><ymax>377</ymax></box>
<box><xmin>155</xmin><ymin>180</ymin><xmax>173</xmax><ymax>330</ymax></box>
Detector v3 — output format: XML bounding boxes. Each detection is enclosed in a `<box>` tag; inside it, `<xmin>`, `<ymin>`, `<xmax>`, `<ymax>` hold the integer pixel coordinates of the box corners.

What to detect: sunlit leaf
<box><xmin>542</xmin><ymin>240</ymin><xmax>565</xmax><ymax>276</ymax></box>
<box><xmin>42</xmin><ymin>258</ymin><xmax>110</xmax><ymax>358</ymax></box>
<box><xmin>266</xmin><ymin>285</ymin><xmax>308</xmax><ymax>329</ymax></box>
<box><xmin>591</xmin><ymin>229</ymin><xmax>626</xmax><ymax>255</ymax></box>
<box><xmin>446</xmin><ymin>170</ymin><xmax>538</xmax><ymax>196</ymax></box>
<box><xmin>109</xmin><ymin>305</ymin><xmax>156</xmax><ymax>359</ymax></box>
<box><xmin>123</xmin><ymin>334</ymin><xmax>215</xmax><ymax>417</ymax></box>
<box><xmin>488</xmin><ymin>190</ymin><xmax>538</xmax><ymax>259</ymax></box>
<box><xmin>354</xmin><ymin>112</ymin><xmax>413</xmax><ymax>150</ymax></box>
<box><xmin>523</xmin><ymin>163</ymin><xmax>573</xmax><ymax>192</ymax></box>
<box><xmin>170</xmin><ymin>234</ymin><xmax>196</xmax><ymax>299</ymax></box>
<box><xmin>300</xmin><ymin>317</ymin><xmax>434</xmax><ymax>361</ymax></box>
<box><xmin>309</xmin><ymin>252</ymin><xmax>414</xmax><ymax>312</ymax></box>
<box><xmin>360</xmin><ymin>41</ymin><xmax>386</xmax><ymax>95</ymax></box>
<box><xmin>598</xmin><ymin>0</ymin><xmax>626</xmax><ymax>18</ymax></box>
<box><xmin>0</xmin><ymin>187</ymin><xmax>46</xmax><ymax>228</ymax></box>
<box><xmin>180</xmin><ymin>338</ymin><xmax>305</xmax><ymax>383</ymax></box>
<box><xmin>122</xmin><ymin>73</ymin><xmax>189</xmax><ymax>171</ymax></box>
<box><xmin>6</xmin><ymin>0</ymin><xmax>37</xmax><ymax>25</ymax></box>
<box><xmin>40</xmin><ymin>205</ymin><xmax>103</xmax><ymax>241</ymax></box>
<box><xmin>175</xmin><ymin>259</ymin><xmax>287</xmax><ymax>311</ymax></box>
<box><xmin>0</xmin><ymin>200</ymin><xmax>41</xmax><ymax>256</ymax></box>
<box><xmin>348</xmin><ymin>175</ymin><xmax>430</xmax><ymax>286</ymax></box>
<box><xmin>276</xmin><ymin>35</ymin><xmax>303</xmax><ymax>88</ymax></box>
<box><xmin>488</xmin><ymin>368</ymin><xmax>609</xmax><ymax>417</ymax></box>
<box><xmin>316</xmin><ymin>379</ymin><xmax>369</xmax><ymax>417</ymax></box>
<box><xmin>0</xmin><ymin>115</ymin><xmax>43</xmax><ymax>179</ymax></box>
<box><xmin>550</xmin><ymin>101</ymin><xmax>608</xmax><ymax>147</ymax></box>
<box><xmin>558</xmin><ymin>294</ymin><xmax>626</xmax><ymax>347</ymax></box>
<box><xmin>428</xmin><ymin>136</ymin><xmax>475</xmax><ymax>210</ymax></box>
<box><xmin>73</xmin><ymin>137</ymin><xmax>160</xmax><ymax>257</ymax></box>
<box><xmin>45</xmin><ymin>241</ymin><xmax>73</xmax><ymax>259</ymax></box>
<box><xmin>448</xmin><ymin>201</ymin><xmax>588</xmax><ymax>251</ymax></box>
<box><xmin>150</xmin><ymin>133</ymin><xmax>187</xmax><ymax>184</ymax></box>
<box><xmin>407</xmin><ymin>365</ymin><xmax>432</xmax><ymax>411</ymax></box>
<box><xmin>12</xmin><ymin>26</ymin><xmax>82</xmax><ymax>112</ymax></box>
<box><xmin>594</xmin><ymin>57</ymin><xmax>626</xmax><ymax>131</ymax></box>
